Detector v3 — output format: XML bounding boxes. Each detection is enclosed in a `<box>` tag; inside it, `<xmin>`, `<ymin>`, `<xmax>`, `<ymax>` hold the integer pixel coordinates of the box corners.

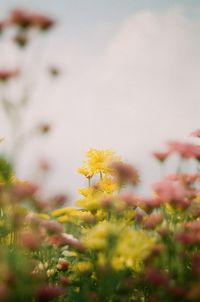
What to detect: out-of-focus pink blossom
<box><xmin>152</xmin><ymin>151</ymin><xmax>170</xmax><ymax>162</ymax></box>
<box><xmin>167</xmin><ymin>141</ymin><xmax>200</xmax><ymax>159</ymax></box>
<box><xmin>191</xmin><ymin>129</ymin><xmax>200</xmax><ymax>138</ymax></box>
<box><xmin>49</xmin><ymin>233</ymin><xmax>85</xmax><ymax>252</ymax></box>
<box><xmin>20</xmin><ymin>231</ymin><xmax>41</xmax><ymax>251</ymax></box>
<box><xmin>9</xmin><ymin>9</ymin><xmax>55</xmax><ymax>31</ymax></box>
<box><xmin>12</xmin><ymin>182</ymin><xmax>38</xmax><ymax>199</ymax></box>
<box><xmin>41</xmin><ymin>220</ymin><xmax>64</xmax><ymax>235</ymax></box>
<box><xmin>153</xmin><ymin>180</ymin><xmax>186</xmax><ymax>201</ymax></box>
<box><xmin>0</xmin><ymin>69</ymin><xmax>20</xmax><ymax>82</ymax></box>
<box><xmin>166</xmin><ymin>173</ymin><xmax>200</xmax><ymax>187</ymax></box>
<box><xmin>111</xmin><ymin>161</ymin><xmax>140</xmax><ymax>185</ymax></box>
<box><xmin>142</xmin><ymin>212</ymin><xmax>163</xmax><ymax>229</ymax></box>
<box><xmin>174</xmin><ymin>232</ymin><xmax>200</xmax><ymax>245</ymax></box>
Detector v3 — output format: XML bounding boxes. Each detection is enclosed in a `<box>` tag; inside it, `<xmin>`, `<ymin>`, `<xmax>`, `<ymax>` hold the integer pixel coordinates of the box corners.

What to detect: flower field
<box><xmin>1</xmin><ymin>134</ymin><xmax>200</xmax><ymax>301</ymax></box>
<box><xmin>1</xmin><ymin>6</ymin><xmax>200</xmax><ymax>302</ymax></box>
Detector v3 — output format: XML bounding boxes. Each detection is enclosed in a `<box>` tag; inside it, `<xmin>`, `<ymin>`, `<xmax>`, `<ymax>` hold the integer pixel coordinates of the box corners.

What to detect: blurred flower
<box><xmin>167</xmin><ymin>141</ymin><xmax>200</xmax><ymax>159</ymax></box>
<box><xmin>0</xmin><ymin>21</ymin><xmax>6</xmax><ymax>34</ymax></box>
<box><xmin>152</xmin><ymin>151</ymin><xmax>170</xmax><ymax>162</ymax></box>
<box><xmin>144</xmin><ymin>267</ymin><xmax>169</xmax><ymax>287</ymax></box>
<box><xmin>110</xmin><ymin>161</ymin><xmax>140</xmax><ymax>185</ymax></box>
<box><xmin>31</xmin><ymin>14</ymin><xmax>55</xmax><ymax>31</ymax></box>
<box><xmin>13</xmin><ymin>32</ymin><xmax>29</xmax><ymax>48</ymax></box>
<box><xmin>191</xmin><ymin>129</ymin><xmax>200</xmax><ymax>138</ymax></box>
<box><xmin>9</xmin><ymin>9</ymin><xmax>33</xmax><ymax>29</ymax></box>
<box><xmin>174</xmin><ymin>231</ymin><xmax>200</xmax><ymax>245</ymax></box>
<box><xmin>0</xmin><ymin>285</ymin><xmax>9</xmax><ymax>302</ymax></box>
<box><xmin>38</xmin><ymin>158</ymin><xmax>51</xmax><ymax>172</ymax></box>
<box><xmin>9</xmin><ymin>9</ymin><xmax>55</xmax><ymax>31</ymax></box>
<box><xmin>57</xmin><ymin>259</ymin><xmax>69</xmax><ymax>271</ymax></box>
<box><xmin>36</xmin><ymin>285</ymin><xmax>64</xmax><ymax>301</ymax></box>
<box><xmin>20</xmin><ymin>231</ymin><xmax>41</xmax><ymax>251</ymax></box>
<box><xmin>142</xmin><ymin>212</ymin><xmax>163</xmax><ymax>229</ymax></box>
<box><xmin>153</xmin><ymin>180</ymin><xmax>186</xmax><ymax>201</ymax></box>
<box><xmin>0</xmin><ymin>69</ymin><xmax>20</xmax><ymax>83</ymax></box>
<box><xmin>50</xmin><ymin>233</ymin><xmax>84</xmax><ymax>251</ymax></box>
<box><xmin>41</xmin><ymin>220</ymin><xmax>64</xmax><ymax>235</ymax></box>
<box><xmin>192</xmin><ymin>253</ymin><xmax>200</xmax><ymax>277</ymax></box>
<box><xmin>79</xmin><ymin>148</ymin><xmax>120</xmax><ymax>177</ymax></box>
<box><xmin>37</xmin><ymin>123</ymin><xmax>51</xmax><ymax>134</ymax></box>
<box><xmin>11</xmin><ymin>181</ymin><xmax>38</xmax><ymax>199</ymax></box>
<box><xmin>48</xmin><ymin>66</ymin><xmax>60</xmax><ymax>77</ymax></box>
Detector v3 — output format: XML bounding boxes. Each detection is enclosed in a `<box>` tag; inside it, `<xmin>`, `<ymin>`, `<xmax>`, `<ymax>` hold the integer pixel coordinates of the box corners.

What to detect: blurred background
<box><xmin>0</xmin><ymin>0</ymin><xmax>200</xmax><ymax>200</ymax></box>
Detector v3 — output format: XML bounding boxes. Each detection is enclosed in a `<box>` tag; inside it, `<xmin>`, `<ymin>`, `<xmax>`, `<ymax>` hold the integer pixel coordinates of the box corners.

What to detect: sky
<box><xmin>0</xmin><ymin>0</ymin><xmax>200</xmax><ymax>200</ymax></box>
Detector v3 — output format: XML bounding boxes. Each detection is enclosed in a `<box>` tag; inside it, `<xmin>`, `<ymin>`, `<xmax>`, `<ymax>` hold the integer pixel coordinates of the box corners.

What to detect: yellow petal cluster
<box><xmin>83</xmin><ymin>221</ymin><xmax>155</xmax><ymax>272</ymax></box>
<box><xmin>78</xmin><ymin>148</ymin><xmax>121</xmax><ymax>177</ymax></box>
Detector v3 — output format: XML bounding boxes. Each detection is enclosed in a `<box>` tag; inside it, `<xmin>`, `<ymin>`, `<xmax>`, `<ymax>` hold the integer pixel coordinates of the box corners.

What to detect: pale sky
<box><xmin>1</xmin><ymin>1</ymin><xmax>200</xmax><ymax>200</ymax></box>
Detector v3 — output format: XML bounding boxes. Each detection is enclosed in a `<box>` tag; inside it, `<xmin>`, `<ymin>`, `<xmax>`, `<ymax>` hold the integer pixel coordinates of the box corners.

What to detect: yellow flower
<box><xmin>73</xmin><ymin>261</ymin><xmax>93</xmax><ymax>273</ymax></box>
<box><xmin>83</xmin><ymin>221</ymin><xmax>155</xmax><ymax>272</ymax></box>
<box><xmin>78</xmin><ymin>148</ymin><xmax>121</xmax><ymax>179</ymax></box>
<box><xmin>96</xmin><ymin>177</ymin><xmax>118</xmax><ymax>194</ymax></box>
<box><xmin>77</xmin><ymin>166</ymin><xmax>93</xmax><ymax>178</ymax></box>
<box><xmin>76</xmin><ymin>187</ymin><xmax>102</xmax><ymax>211</ymax></box>
<box><xmin>38</xmin><ymin>213</ymin><xmax>50</xmax><ymax>220</ymax></box>
<box><xmin>51</xmin><ymin>207</ymin><xmax>78</xmax><ymax>217</ymax></box>
<box><xmin>86</xmin><ymin>148</ymin><xmax>120</xmax><ymax>175</ymax></box>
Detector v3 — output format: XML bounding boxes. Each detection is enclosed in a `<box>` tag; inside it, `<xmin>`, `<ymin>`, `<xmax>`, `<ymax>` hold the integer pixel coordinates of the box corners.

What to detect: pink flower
<box><xmin>167</xmin><ymin>141</ymin><xmax>200</xmax><ymax>159</ymax></box>
<box><xmin>153</xmin><ymin>180</ymin><xmax>186</xmax><ymax>201</ymax></box>
<box><xmin>191</xmin><ymin>129</ymin><xmax>200</xmax><ymax>138</ymax></box>
<box><xmin>152</xmin><ymin>151</ymin><xmax>169</xmax><ymax>162</ymax></box>
<box><xmin>0</xmin><ymin>69</ymin><xmax>20</xmax><ymax>82</ymax></box>
<box><xmin>142</xmin><ymin>212</ymin><xmax>163</xmax><ymax>229</ymax></box>
<box><xmin>111</xmin><ymin>161</ymin><xmax>140</xmax><ymax>185</ymax></box>
<box><xmin>41</xmin><ymin>220</ymin><xmax>64</xmax><ymax>235</ymax></box>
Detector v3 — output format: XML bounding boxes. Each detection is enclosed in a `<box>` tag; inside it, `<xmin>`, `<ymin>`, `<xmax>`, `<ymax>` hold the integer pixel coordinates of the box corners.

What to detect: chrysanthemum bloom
<box><xmin>57</xmin><ymin>259</ymin><xmax>69</xmax><ymax>271</ymax></box>
<box><xmin>0</xmin><ymin>21</ymin><xmax>6</xmax><ymax>34</ymax></box>
<box><xmin>167</xmin><ymin>141</ymin><xmax>200</xmax><ymax>159</ymax></box>
<box><xmin>144</xmin><ymin>267</ymin><xmax>169</xmax><ymax>287</ymax></box>
<box><xmin>48</xmin><ymin>66</ymin><xmax>60</xmax><ymax>77</ymax></box>
<box><xmin>31</xmin><ymin>14</ymin><xmax>55</xmax><ymax>31</ymax></box>
<box><xmin>110</xmin><ymin>161</ymin><xmax>140</xmax><ymax>185</ymax></box>
<box><xmin>41</xmin><ymin>220</ymin><xmax>64</xmax><ymax>235</ymax></box>
<box><xmin>37</xmin><ymin>123</ymin><xmax>51</xmax><ymax>134</ymax></box>
<box><xmin>50</xmin><ymin>233</ymin><xmax>85</xmax><ymax>251</ymax></box>
<box><xmin>142</xmin><ymin>212</ymin><xmax>163</xmax><ymax>229</ymax></box>
<box><xmin>9</xmin><ymin>9</ymin><xmax>55</xmax><ymax>31</ymax></box>
<box><xmin>166</xmin><ymin>172</ymin><xmax>200</xmax><ymax>187</ymax></box>
<box><xmin>152</xmin><ymin>151</ymin><xmax>170</xmax><ymax>162</ymax></box>
<box><xmin>36</xmin><ymin>285</ymin><xmax>65</xmax><ymax>301</ymax></box>
<box><xmin>20</xmin><ymin>231</ymin><xmax>41</xmax><ymax>251</ymax></box>
<box><xmin>141</xmin><ymin>197</ymin><xmax>164</xmax><ymax>212</ymax></box>
<box><xmin>79</xmin><ymin>148</ymin><xmax>121</xmax><ymax>177</ymax></box>
<box><xmin>9</xmin><ymin>9</ymin><xmax>33</xmax><ymax>29</ymax></box>
<box><xmin>191</xmin><ymin>129</ymin><xmax>200</xmax><ymax>138</ymax></box>
<box><xmin>0</xmin><ymin>69</ymin><xmax>20</xmax><ymax>82</ymax></box>
<box><xmin>13</xmin><ymin>32</ymin><xmax>29</xmax><ymax>48</ymax></box>
<box><xmin>11</xmin><ymin>181</ymin><xmax>38</xmax><ymax>199</ymax></box>
<box><xmin>153</xmin><ymin>180</ymin><xmax>186</xmax><ymax>201</ymax></box>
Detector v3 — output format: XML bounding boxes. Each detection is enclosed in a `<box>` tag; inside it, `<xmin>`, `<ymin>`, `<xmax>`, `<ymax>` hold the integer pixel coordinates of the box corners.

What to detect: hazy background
<box><xmin>1</xmin><ymin>0</ymin><xmax>200</xmax><ymax>200</ymax></box>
